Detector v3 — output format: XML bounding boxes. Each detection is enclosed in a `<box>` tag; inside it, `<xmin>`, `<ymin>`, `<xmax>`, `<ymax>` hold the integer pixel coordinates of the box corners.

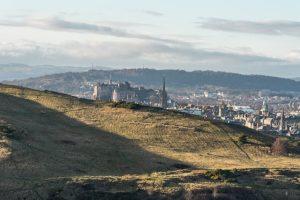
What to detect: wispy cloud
<box><xmin>142</xmin><ymin>10</ymin><xmax>164</xmax><ymax>17</ymax></box>
<box><xmin>98</xmin><ymin>20</ymin><xmax>155</xmax><ymax>28</ymax></box>
<box><xmin>0</xmin><ymin>17</ymin><xmax>181</xmax><ymax>44</ymax></box>
<box><xmin>197</xmin><ymin>18</ymin><xmax>300</xmax><ymax>37</ymax></box>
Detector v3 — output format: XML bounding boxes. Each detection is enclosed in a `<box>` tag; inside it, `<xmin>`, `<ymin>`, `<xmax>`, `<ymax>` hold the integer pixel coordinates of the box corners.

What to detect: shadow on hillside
<box><xmin>0</xmin><ymin>94</ymin><xmax>192</xmax><ymax>186</ymax></box>
<box><xmin>2</xmin><ymin>168</ymin><xmax>299</xmax><ymax>200</ymax></box>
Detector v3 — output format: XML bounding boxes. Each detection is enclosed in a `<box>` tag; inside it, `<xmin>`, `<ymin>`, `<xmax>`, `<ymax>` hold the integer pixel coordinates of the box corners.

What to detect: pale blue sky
<box><xmin>1</xmin><ymin>0</ymin><xmax>300</xmax><ymax>77</ymax></box>
<box><xmin>3</xmin><ymin>0</ymin><xmax>300</xmax><ymax>20</ymax></box>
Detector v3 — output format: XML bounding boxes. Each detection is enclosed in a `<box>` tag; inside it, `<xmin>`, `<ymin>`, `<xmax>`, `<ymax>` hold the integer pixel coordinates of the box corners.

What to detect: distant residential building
<box><xmin>204</xmin><ymin>91</ymin><xmax>217</xmax><ymax>99</ymax></box>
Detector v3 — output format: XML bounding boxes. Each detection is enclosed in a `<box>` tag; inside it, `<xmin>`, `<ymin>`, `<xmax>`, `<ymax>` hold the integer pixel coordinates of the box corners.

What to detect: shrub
<box><xmin>0</xmin><ymin>125</ymin><xmax>18</xmax><ymax>140</ymax></box>
<box><xmin>194</xmin><ymin>127</ymin><xmax>203</xmax><ymax>132</ymax></box>
<box><xmin>238</xmin><ymin>134</ymin><xmax>247</xmax><ymax>145</ymax></box>
<box><xmin>205</xmin><ymin>169</ymin><xmax>239</xmax><ymax>182</ymax></box>
<box><xmin>111</xmin><ymin>101</ymin><xmax>141</xmax><ymax>110</ymax></box>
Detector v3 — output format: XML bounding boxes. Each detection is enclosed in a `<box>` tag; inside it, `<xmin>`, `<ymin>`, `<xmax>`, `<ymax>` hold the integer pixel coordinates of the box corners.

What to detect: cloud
<box><xmin>142</xmin><ymin>10</ymin><xmax>164</xmax><ymax>17</ymax></box>
<box><xmin>99</xmin><ymin>20</ymin><xmax>155</xmax><ymax>28</ymax></box>
<box><xmin>0</xmin><ymin>40</ymin><xmax>284</xmax><ymax>69</ymax></box>
<box><xmin>197</xmin><ymin>18</ymin><xmax>300</xmax><ymax>37</ymax></box>
<box><xmin>2</xmin><ymin>39</ymin><xmax>299</xmax><ymax>77</ymax></box>
<box><xmin>0</xmin><ymin>14</ymin><xmax>293</xmax><ymax>77</ymax></box>
<box><xmin>0</xmin><ymin>17</ymin><xmax>181</xmax><ymax>44</ymax></box>
<box><xmin>286</xmin><ymin>49</ymin><xmax>300</xmax><ymax>61</ymax></box>
<box><xmin>141</xmin><ymin>43</ymin><xmax>284</xmax><ymax>69</ymax></box>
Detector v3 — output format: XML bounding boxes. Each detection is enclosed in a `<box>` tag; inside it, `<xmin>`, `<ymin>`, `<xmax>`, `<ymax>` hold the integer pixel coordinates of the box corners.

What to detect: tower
<box><xmin>161</xmin><ymin>77</ymin><xmax>168</xmax><ymax>108</ymax></box>
<box><xmin>218</xmin><ymin>106</ymin><xmax>223</xmax><ymax>117</ymax></box>
<box><xmin>279</xmin><ymin>108</ymin><xmax>285</xmax><ymax>132</ymax></box>
<box><xmin>92</xmin><ymin>83</ymin><xmax>99</xmax><ymax>100</ymax></box>
<box><xmin>108</xmin><ymin>74</ymin><xmax>112</xmax><ymax>85</ymax></box>
<box><xmin>218</xmin><ymin>101</ymin><xmax>226</xmax><ymax>117</ymax></box>
<box><xmin>112</xmin><ymin>89</ymin><xmax>119</xmax><ymax>102</ymax></box>
<box><xmin>261</xmin><ymin>99</ymin><xmax>269</xmax><ymax>116</ymax></box>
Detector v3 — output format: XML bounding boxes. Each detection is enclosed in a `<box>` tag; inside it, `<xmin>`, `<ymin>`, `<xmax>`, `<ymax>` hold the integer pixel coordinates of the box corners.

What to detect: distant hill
<box><xmin>294</xmin><ymin>77</ymin><xmax>300</xmax><ymax>81</ymax></box>
<box><xmin>4</xmin><ymin>69</ymin><xmax>300</xmax><ymax>97</ymax></box>
<box><xmin>0</xmin><ymin>63</ymin><xmax>110</xmax><ymax>81</ymax></box>
<box><xmin>0</xmin><ymin>84</ymin><xmax>299</xmax><ymax>199</ymax></box>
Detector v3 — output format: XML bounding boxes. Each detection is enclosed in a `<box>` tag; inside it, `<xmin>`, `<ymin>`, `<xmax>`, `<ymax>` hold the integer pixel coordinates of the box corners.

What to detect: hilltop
<box><xmin>4</xmin><ymin>69</ymin><xmax>300</xmax><ymax>97</ymax></box>
<box><xmin>0</xmin><ymin>84</ymin><xmax>299</xmax><ymax>199</ymax></box>
<box><xmin>0</xmin><ymin>63</ymin><xmax>110</xmax><ymax>81</ymax></box>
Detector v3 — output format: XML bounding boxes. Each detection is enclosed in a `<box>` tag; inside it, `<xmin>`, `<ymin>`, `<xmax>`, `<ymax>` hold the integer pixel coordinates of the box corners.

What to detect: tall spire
<box><xmin>108</xmin><ymin>73</ymin><xmax>112</xmax><ymax>84</ymax></box>
<box><xmin>161</xmin><ymin>76</ymin><xmax>167</xmax><ymax>108</ymax></box>
<box><xmin>163</xmin><ymin>76</ymin><xmax>166</xmax><ymax>92</ymax></box>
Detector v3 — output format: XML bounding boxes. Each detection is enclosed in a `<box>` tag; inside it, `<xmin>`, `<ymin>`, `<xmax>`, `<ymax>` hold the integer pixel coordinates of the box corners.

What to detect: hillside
<box><xmin>0</xmin><ymin>63</ymin><xmax>110</xmax><ymax>81</ymax></box>
<box><xmin>5</xmin><ymin>69</ymin><xmax>300</xmax><ymax>97</ymax></box>
<box><xmin>0</xmin><ymin>84</ymin><xmax>299</xmax><ymax>199</ymax></box>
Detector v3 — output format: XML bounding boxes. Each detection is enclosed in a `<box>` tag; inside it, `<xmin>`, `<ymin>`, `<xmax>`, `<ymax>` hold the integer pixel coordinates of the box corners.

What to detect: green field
<box><xmin>0</xmin><ymin>84</ymin><xmax>299</xmax><ymax>199</ymax></box>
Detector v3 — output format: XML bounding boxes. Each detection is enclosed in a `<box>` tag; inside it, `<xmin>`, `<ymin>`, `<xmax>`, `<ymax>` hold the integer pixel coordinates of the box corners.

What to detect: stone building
<box><xmin>92</xmin><ymin>78</ymin><xmax>171</xmax><ymax>108</ymax></box>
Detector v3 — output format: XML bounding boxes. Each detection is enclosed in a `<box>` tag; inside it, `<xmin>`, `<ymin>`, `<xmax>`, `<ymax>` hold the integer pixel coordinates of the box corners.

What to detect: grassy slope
<box><xmin>0</xmin><ymin>84</ymin><xmax>299</xmax><ymax>199</ymax></box>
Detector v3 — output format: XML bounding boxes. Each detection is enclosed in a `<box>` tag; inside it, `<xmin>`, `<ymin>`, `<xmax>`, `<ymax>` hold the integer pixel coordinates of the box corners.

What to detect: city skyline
<box><xmin>1</xmin><ymin>0</ymin><xmax>300</xmax><ymax>78</ymax></box>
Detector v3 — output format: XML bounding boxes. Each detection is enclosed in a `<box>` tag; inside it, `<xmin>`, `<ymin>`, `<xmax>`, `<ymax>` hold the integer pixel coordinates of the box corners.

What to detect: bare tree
<box><xmin>271</xmin><ymin>137</ymin><xmax>287</xmax><ymax>155</ymax></box>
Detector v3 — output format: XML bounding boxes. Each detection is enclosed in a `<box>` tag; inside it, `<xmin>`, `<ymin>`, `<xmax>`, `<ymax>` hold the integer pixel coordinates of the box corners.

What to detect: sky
<box><xmin>1</xmin><ymin>0</ymin><xmax>300</xmax><ymax>78</ymax></box>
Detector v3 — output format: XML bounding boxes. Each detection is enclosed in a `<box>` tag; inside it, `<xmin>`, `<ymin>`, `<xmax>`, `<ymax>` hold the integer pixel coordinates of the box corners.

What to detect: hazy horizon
<box><xmin>1</xmin><ymin>63</ymin><xmax>299</xmax><ymax>82</ymax></box>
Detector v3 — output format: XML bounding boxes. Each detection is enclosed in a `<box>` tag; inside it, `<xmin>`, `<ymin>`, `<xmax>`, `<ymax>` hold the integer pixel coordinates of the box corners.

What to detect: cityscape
<box><xmin>90</xmin><ymin>77</ymin><xmax>300</xmax><ymax>138</ymax></box>
<box><xmin>1</xmin><ymin>0</ymin><xmax>300</xmax><ymax>199</ymax></box>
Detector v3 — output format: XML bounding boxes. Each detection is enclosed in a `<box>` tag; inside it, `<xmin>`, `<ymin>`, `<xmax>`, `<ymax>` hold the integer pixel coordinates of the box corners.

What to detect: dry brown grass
<box><xmin>0</xmin><ymin>84</ymin><xmax>299</xmax><ymax>199</ymax></box>
<box><xmin>0</xmin><ymin>84</ymin><xmax>299</xmax><ymax>169</ymax></box>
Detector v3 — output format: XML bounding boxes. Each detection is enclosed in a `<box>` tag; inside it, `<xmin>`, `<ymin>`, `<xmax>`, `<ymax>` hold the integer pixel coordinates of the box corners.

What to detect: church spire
<box><xmin>161</xmin><ymin>76</ymin><xmax>167</xmax><ymax>108</ymax></box>
<box><xmin>279</xmin><ymin>108</ymin><xmax>285</xmax><ymax>132</ymax></box>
